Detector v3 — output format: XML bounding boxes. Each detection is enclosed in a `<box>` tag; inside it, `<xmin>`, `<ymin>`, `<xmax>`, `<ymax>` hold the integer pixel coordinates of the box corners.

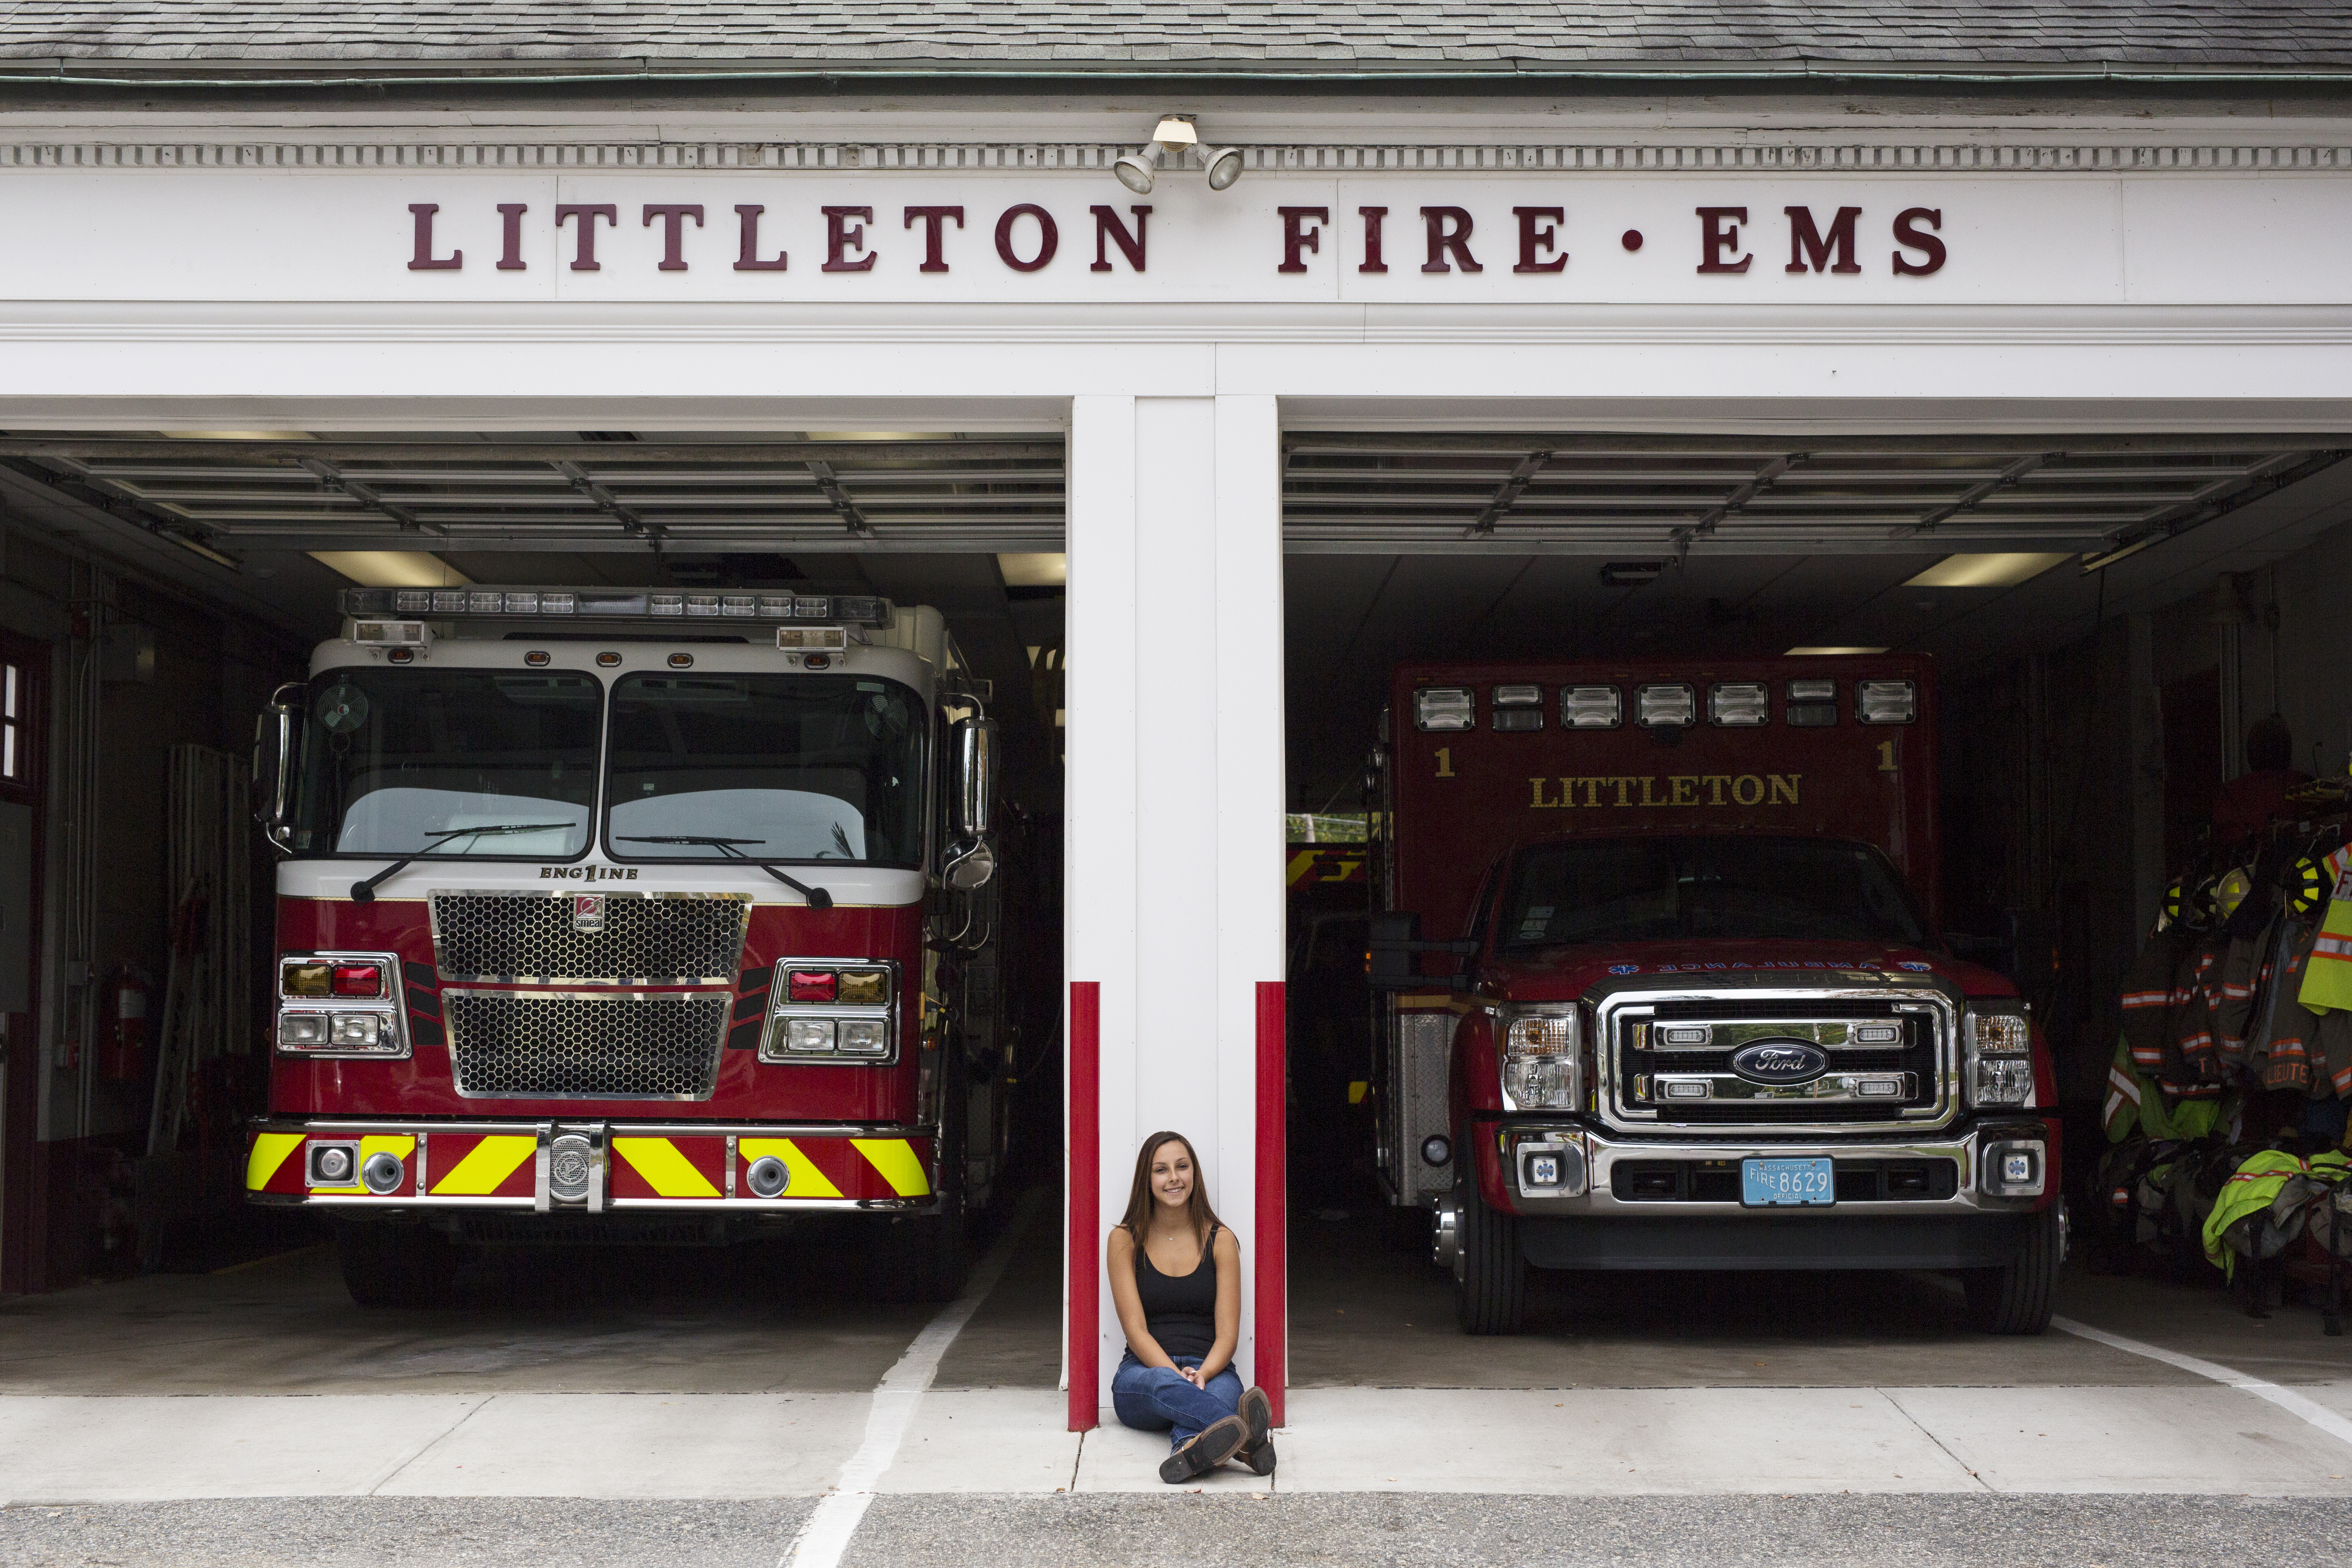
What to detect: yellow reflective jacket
<box><xmin>2202</xmin><ymin>1150</ymin><xmax>2311</xmax><ymax>1276</ymax></box>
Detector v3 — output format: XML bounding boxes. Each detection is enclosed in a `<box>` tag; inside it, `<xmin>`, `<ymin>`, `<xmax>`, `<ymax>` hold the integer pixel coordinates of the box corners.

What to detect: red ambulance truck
<box><xmin>1369</xmin><ymin>656</ymin><xmax>2063</xmax><ymax>1334</ymax></box>
<box><xmin>245</xmin><ymin>587</ymin><xmax>1009</xmax><ymax>1305</ymax></box>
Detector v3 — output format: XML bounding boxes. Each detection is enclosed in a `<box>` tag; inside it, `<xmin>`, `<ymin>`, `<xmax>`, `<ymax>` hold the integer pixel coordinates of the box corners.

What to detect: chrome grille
<box><xmin>429</xmin><ymin>891</ymin><xmax>750</xmax><ymax>983</ymax></box>
<box><xmin>446</xmin><ymin>991</ymin><xmax>728</xmax><ymax>1099</ymax></box>
<box><xmin>1602</xmin><ymin>991</ymin><xmax>1955</xmax><ymax>1131</ymax></box>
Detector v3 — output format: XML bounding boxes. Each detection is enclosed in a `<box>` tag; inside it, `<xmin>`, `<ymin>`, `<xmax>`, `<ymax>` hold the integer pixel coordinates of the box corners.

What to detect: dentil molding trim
<box><xmin>2</xmin><ymin>139</ymin><xmax>2351</xmax><ymax>172</ymax></box>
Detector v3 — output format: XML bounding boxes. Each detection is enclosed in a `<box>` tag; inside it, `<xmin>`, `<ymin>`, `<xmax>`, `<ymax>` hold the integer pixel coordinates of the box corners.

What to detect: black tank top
<box><xmin>1134</xmin><ymin>1223</ymin><xmax>1220</xmax><ymax>1360</ymax></box>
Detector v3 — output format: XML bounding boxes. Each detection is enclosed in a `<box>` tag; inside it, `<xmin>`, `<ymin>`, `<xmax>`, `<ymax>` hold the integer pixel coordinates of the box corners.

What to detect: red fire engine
<box><xmin>1369</xmin><ymin>656</ymin><xmax>2063</xmax><ymax>1334</ymax></box>
<box><xmin>246</xmin><ymin>588</ymin><xmax>1008</xmax><ymax>1305</ymax></box>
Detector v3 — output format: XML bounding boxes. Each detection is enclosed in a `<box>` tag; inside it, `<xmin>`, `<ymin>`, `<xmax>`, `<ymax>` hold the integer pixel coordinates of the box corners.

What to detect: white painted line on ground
<box><xmin>782</xmin><ymin>1198</ymin><xmax>1037</xmax><ymax>1568</ymax></box>
<box><xmin>2051</xmin><ymin>1314</ymin><xmax>2352</xmax><ymax>1453</ymax></box>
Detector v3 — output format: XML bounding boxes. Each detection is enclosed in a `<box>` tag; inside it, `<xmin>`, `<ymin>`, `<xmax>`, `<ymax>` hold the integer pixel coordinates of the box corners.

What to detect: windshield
<box><xmin>606</xmin><ymin>673</ymin><xmax>924</xmax><ymax>867</ymax></box>
<box><xmin>1497</xmin><ymin>835</ymin><xmax>1927</xmax><ymax>948</ymax></box>
<box><xmin>290</xmin><ymin>669</ymin><xmax>600</xmax><ymax>858</ymax></box>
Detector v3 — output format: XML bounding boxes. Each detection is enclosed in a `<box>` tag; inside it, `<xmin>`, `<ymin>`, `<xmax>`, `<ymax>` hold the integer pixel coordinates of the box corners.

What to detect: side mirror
<box><xmin>253</xmin><ymin>680</ymin><xmax>304</xmax><ymax>851</ymax></box>
<box><xmin>1368</xmin><ymin>911</ymin><xmax>1425</xmax><ymax>989</ymax></box>
<box><xmin>944</xmin><ymin>839</ymin><xmax>997</xmax><ymax>892</ymax></box>
<box><xmin>953</xmin><ymin>716</ymin><xmax>996</xmax><ymax>839</ymax></box>
<box><xmin>1368</xmin><ymin>911</ymin><xmax>1479</xmax><ymax>991</ymax></box>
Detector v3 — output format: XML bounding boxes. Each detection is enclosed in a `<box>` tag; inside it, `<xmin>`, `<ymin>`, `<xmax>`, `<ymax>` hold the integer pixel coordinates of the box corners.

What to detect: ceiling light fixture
<box><xmin>1114</xmin><ymin>115</ymin><xmax>1244</xmax><ymax>195</ymax></box>
<box><xmin>1902</xmin><ymin>552</ymin><xmax>2073</xmax><ymax>589</ymax></box>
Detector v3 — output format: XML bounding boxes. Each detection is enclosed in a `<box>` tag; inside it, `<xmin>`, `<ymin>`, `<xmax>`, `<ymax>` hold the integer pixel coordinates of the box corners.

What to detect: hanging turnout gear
<box><xmin>2120</xmin><ymin>929</ymin><xmax>2197</xmax><ymax>1079</ymax></box>
<box><xmin>2300</xmin><ymin>845</ymin><xmax>2352</xmax><ymax>1017</ymax></box>
<box><xmin>2203</xmin><ymin>1149</ymin><xmax>2318</xmax><ymax>1278</ymax></box>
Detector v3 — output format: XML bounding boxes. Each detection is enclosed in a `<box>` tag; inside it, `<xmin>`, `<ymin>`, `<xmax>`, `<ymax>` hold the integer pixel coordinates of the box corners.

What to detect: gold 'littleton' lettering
<box><xmin>1525</xmin><ymin>771</ymin><xmax>1804</xmax><ymax>811</ymax></box>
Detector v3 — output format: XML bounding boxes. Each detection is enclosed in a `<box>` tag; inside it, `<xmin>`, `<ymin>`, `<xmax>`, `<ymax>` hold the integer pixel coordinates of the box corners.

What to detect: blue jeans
<box><xmin>1111</xmin><ymin>1352</ymin><xmax>1243</xmax><ymax>1448</ymax></box>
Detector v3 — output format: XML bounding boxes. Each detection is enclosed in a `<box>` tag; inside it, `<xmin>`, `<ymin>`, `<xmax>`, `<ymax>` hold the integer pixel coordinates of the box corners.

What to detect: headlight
<box><xmin>278</xmin><ymin>1007</ymin><xmax>401</xmax><ymax>1055</ymax></box>
<box><xmin>1501</xmin><ymin>1009</ymin><xmax>1581</xmax><ymax>1111</ymax></box>
<box><xmin>1968</xmin><ymin>1009</ymin><xmax>2034</xmax><ymax>1107</ymax></box>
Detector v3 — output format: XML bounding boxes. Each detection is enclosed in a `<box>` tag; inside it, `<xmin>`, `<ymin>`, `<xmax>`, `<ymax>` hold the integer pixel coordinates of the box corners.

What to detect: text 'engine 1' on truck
<box><xmin>1367</xmin><ymin>658</ymin><xmax>2064</xmax><ymax>1336</ymax></box>
<box><xmin>246</xmin><ymin>587</ymin><xmax>1013</xmax><ymax>1307</ymax></box>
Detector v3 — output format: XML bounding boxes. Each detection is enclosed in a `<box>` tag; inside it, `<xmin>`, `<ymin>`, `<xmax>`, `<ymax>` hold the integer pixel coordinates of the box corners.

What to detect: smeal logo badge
<box><xmin>540</xmin><ymin>865</ymin><xmax>640</xmax><ymax>880</ymax></box>
<box><xmin>571</xmin><ymin>894</ymin><xmax>606</xmax><ymax>933</ymax></box>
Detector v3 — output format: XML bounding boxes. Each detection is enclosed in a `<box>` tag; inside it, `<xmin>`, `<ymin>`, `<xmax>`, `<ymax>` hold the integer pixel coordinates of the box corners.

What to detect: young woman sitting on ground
<box><xmin>1105</xmin><ymin>1129</ymin><xmax>1275</xmax><ymax>1483</ymax></box>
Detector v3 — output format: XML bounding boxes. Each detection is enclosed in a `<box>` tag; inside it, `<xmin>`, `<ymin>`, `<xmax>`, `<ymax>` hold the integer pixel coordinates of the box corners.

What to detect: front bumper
<box><xmin>1494</xmin><ymin>1120</ymin><xmax>2056</xmax><ymax>1218</ymax></box>
<box><xmin>1440</xmin><ymin>1117</ymin><xmax>2058</xmax><ymax>1272</ymax></box>
<box><xmin>244</xmin><ymin>1118</ymin><xmax>940</xmax><ymax>1214</ymax></box>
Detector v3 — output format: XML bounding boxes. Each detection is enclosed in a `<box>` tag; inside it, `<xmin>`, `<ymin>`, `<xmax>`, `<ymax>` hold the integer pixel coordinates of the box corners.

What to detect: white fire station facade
<box><xmin>4</xmin><ymin>7</ymin><xmax>2352</xmax><ymax>1419</ymax></box>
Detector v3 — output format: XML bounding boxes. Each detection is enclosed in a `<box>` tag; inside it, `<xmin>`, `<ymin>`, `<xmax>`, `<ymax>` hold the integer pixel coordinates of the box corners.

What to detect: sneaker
<box><xmin>1158</xmin><ymin>1414</ymin><xmax>1250</xmax><ymax>1483</ymax></box>
<box><xmin>1235</xmin><ymin>1436</ymin><xmax>1278</xmax><ymax>1476</ymax></box>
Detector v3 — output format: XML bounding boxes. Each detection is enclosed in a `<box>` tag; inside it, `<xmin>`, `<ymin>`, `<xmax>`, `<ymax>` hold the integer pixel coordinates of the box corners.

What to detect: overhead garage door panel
<box><xmin>1283</xmin><ymin>434</ymin><xmax>2349</xmax><ymax>565</ymax></box>
<box><xmin>0</xmin><ymin>435</ymin><xmax>1066</xmax><ymax>555</ymax></box>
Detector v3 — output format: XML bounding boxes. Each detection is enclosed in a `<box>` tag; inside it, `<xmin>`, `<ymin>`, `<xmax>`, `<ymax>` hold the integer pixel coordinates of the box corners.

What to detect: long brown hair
<box><xmin>1119</xmin><ymin>1130</ymin><xmax>1223</xmax><ymax>1245</ymax></box>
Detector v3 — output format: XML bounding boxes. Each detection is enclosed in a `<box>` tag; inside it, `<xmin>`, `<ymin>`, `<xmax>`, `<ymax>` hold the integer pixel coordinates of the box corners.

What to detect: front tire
<box><xmin>1454</xmin><ymin>1180</ymin><xmax>1526</xmax><ymax>1335</ymax></box>
<box><xmin>1963</xmin><ymin>1205</ymin><xmax>2062</xmax><ymax>1334</ymax></box>
<box><xmin>336</xmin><ymin>1223</ymin><xmax>459</xmax><ymax>1308</ymax></box>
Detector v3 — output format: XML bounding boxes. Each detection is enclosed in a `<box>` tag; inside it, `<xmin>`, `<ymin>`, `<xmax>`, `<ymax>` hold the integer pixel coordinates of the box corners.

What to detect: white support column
<box><xmin>1065</xmin><ymin>392</ymin><xmax>1286</xmax><ymax>1417</ymax></box>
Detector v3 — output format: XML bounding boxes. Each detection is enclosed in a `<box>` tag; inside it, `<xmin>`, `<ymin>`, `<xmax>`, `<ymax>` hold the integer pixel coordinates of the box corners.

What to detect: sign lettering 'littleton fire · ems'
<box><xmin>403</xmin><ymin>200</ymin><xmax>1949</xmax><ymax>279</ymax></box>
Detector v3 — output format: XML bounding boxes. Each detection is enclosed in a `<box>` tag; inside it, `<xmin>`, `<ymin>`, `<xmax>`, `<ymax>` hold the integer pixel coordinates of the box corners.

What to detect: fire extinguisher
<box><xmin>105</xmin><ymin>964</ymin><xmax>151</xmax><ymax>1082</ymax></box>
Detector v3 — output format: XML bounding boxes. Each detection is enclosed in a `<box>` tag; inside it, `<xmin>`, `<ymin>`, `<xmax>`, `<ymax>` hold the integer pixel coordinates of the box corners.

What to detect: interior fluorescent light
<box><xmin>998</xmin><ymin>552</ymin><xmax>1067</xmax><ymax>588</ymax></box>
<box><xmin>1786</xmin><ymin>646</ymin><xmax>1890</xmax><ymax>656</ymax></box>
<box><xmin>1903</xmin><ymin>552</ymin><xmax>2073</xmax><ymax>589</ymax></box>
<box><xmin>309</xmin><ymin>551</ymin><xmax>471</xmax><ymax>589</ymax></box>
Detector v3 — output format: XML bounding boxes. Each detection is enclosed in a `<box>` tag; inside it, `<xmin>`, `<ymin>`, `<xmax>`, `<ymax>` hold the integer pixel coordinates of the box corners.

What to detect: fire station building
<box><xmin>2</xmin><ymin>3</ymin><xmax>2352</xmax><ymax>1425</ymax></box>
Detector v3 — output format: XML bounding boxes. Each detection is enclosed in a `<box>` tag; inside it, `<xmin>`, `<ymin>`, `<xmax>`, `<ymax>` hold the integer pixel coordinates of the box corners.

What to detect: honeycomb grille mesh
<box><xmin>430</xmin><ymin>893</ymin><xmax>748</xmax><ymax>982</ymax></box>
<box><xmin>447</xmin><ymin>992</ymin><xmax>728</xmax><ymax>1099</ymax></box>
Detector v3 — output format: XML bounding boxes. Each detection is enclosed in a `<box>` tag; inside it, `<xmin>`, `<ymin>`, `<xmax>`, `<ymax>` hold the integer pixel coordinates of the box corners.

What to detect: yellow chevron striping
<box><xmin>245</xmin><ymin>1132</ymin><xmax>303</xmax><ymax>1192</ymax></box>
<box><xmin>431</xmin><ymin>1134</ymin><xmax>536</xmax><ymax>1196</ymax></box>
<box><xmin>738</xmin><ymin>1136</ymin><xmax>841</xmax><ymax>1199</ymax></box>
<box><xmin>852</xmin><ymin>1138</ymin><xmax>932</xmax><ymax>1198</ymax></box>
<box><xmin>612</xmin><ymin>1136</ymin><xmax>720</xmax><ymax>1199</ymax></box>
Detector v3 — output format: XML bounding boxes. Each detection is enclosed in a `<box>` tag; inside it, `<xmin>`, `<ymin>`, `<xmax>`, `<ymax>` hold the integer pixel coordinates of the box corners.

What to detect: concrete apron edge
<box><xmin>1</xmin><ymin>1380</ymin><xmax>2348</xmax><ymax>1501</ymax></box>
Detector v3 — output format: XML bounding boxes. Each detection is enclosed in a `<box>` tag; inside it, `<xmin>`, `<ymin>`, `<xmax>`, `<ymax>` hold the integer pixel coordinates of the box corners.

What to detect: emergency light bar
<box><xmin>1561</xmin><ymin>686</ymin><xmax>1623</xmax><ymax>729</ymax></box>
<box><xmin>338</xmin><ymin>587</ymin><xmax>893</xmax><ymax>627</ymax></box>
<box><xmin>1857</xmin><ymin>679</ymin><xmax>1919</xmax><ymax>724</ymax></box>
<box><xmin>1634</xmin><ymin>683</ymin><xmax>1697</xmax><ymax>728</ymax></box>
<box><xmin>1413</xmin><ymin>688</ymin><xmax>1475</xmax><ymax>732</ymax></box>
<box><xmin>1708</xmin><ymin>682</ymin><xmax>1769</xmax><ymax>726</ymax></box>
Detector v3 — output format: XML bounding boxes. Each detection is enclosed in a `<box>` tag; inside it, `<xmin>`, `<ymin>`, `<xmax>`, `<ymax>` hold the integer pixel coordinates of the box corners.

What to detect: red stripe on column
<box><xmin>1254</xmin><ymin>979</ymin><xmax>1287</xmax><ymax>1427</ymax></box>
<box><xmin>1067</xmin><ymin>980</ymin><xmax>1101</xmax><ymax>1433</ymax></box>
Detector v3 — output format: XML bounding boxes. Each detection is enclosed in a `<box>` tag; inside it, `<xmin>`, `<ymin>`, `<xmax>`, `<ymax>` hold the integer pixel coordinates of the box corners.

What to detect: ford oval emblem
<box><xmin>1729</xmin><ymin>1040</ymin><xmax>1830</xmax><ymax>1085</ymax></box>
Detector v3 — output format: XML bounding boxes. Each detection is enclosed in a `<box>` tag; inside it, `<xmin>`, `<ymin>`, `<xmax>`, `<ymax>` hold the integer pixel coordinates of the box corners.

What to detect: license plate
<box><xmin>1742</xmin><ymin>1156</ymin><xmax>1835</xmax><ymax>1207</ymax></box>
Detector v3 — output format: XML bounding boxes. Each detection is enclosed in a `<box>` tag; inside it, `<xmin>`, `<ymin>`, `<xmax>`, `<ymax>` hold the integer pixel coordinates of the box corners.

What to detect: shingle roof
<box><xmin>3</xmin><ymin>2</ymin><xmax>2351</xmax><ymax>71</ymax></box>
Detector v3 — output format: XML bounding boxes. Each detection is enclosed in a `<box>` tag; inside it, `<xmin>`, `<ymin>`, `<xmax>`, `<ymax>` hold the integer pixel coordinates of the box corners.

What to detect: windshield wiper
<box><xmin>616</xmin><ymin>835</ymin><xmax>835</xmax><ymax>910</ymax></box>
<box><xmin>350</xmin><ymin>822</ymin><xmax>574</xmax><ymax>904</ymax></box>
